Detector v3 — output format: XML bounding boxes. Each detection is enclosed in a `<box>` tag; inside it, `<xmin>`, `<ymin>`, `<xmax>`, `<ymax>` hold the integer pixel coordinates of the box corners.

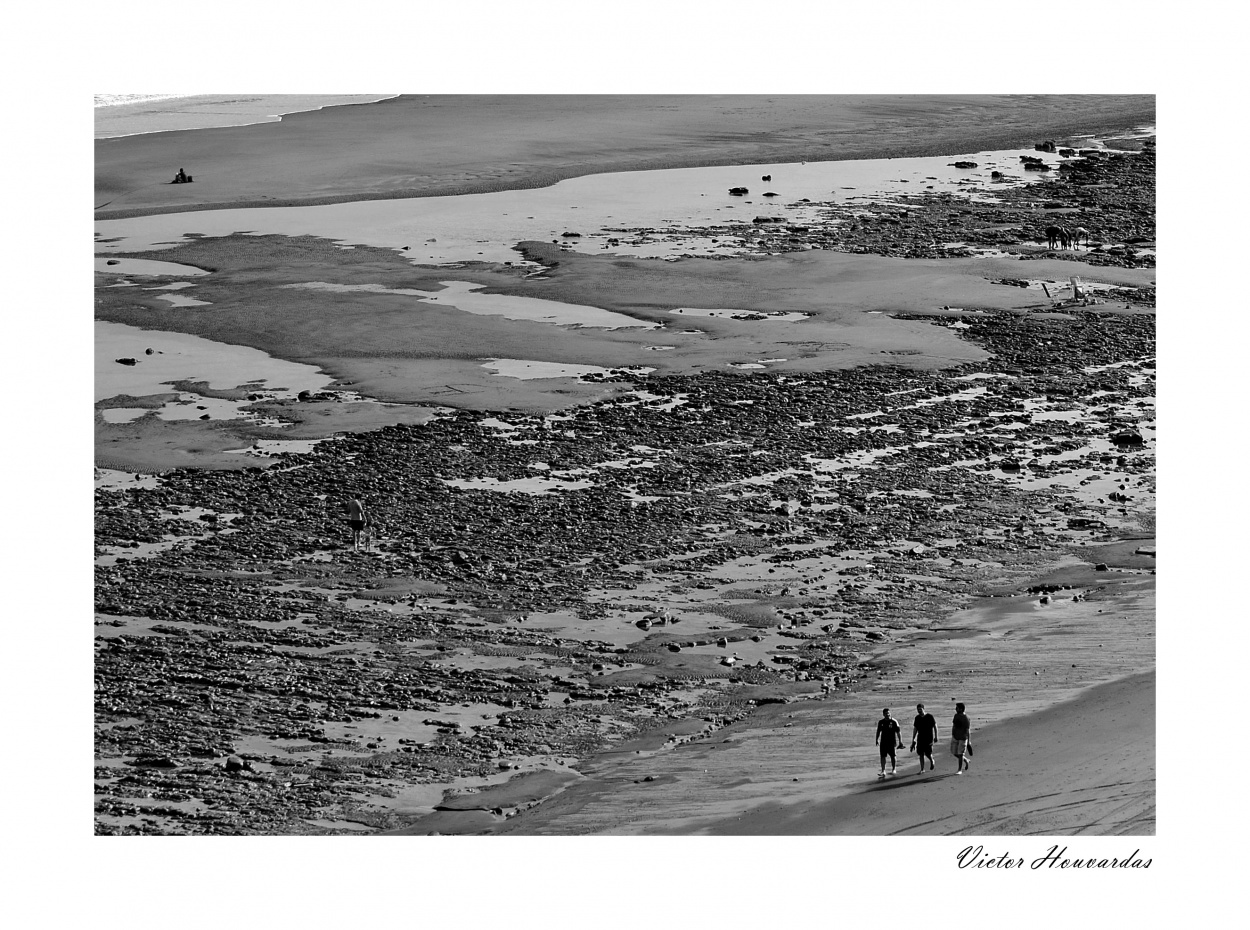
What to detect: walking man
<box><xmin>345</xmin><ymin>496</ymin><xmax>369</xmax><ymax>551</ymax></box>
<box><xmin>951</xmin><ymin>702</ymin><xmax>973</xmax><ymax>774</ymax></box>
<box><xmin>875</xmin><ymin>708</ymin><xmax>902</xmax><ymax>779</ymax></box>
<box><xmin>911</xmin><ymin>703</ymin><xmax>939</xmax><ymax>773</ymax></box>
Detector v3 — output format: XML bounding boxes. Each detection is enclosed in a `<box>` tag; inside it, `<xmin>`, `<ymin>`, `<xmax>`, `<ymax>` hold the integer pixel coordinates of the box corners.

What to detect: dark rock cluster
<box><xmin>623</xmin><ymin>143</ymin><xmax>1155</xmax><ymax>272</ymax></box>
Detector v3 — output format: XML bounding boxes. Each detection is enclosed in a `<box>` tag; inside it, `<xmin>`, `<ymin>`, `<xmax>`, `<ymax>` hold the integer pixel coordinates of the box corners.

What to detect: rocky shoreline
<box><xmin>96</xmin><ymin>307</ymin><xmax>1154</xmax><ymax>834</ymax></box>
<box><xmin>606</xmin><ymin>141</ymin><xmax>1156</xmax><ymax>273</ymax></box>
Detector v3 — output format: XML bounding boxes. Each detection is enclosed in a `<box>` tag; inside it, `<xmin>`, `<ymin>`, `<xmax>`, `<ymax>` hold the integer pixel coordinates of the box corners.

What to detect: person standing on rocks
<box><xmin>910</xmin><ymin>703</ymin><xmax>939</xmax><ymax>774</ymax></box>
<box><xmin>345</xmin><ymin>496</ymin><xmax>369</xmax><ymax>551</ymax></box>
<box><xmin>951</xmin><ymin>702</ymin><xmax>973</xmax><ymax>774</ymax></box>
<box><xmin>875</xmin><ymin>708</ymin><xmax>902</xmax><ymax>779</ymax></box>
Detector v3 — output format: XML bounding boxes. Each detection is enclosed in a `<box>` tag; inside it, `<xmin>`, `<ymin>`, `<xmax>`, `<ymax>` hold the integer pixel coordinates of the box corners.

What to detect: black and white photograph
<box><xmin>90</xmin><ymin>90</ymin><xmax>1158</xmax><ymax>839</ymax></box>
<box><xmin>11</xmin><ymin>2</ymin><xmax>1238</xmax><ymax>924</ymax></box>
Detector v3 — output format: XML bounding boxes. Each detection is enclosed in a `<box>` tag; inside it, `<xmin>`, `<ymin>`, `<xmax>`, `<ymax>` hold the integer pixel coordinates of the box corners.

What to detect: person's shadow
<box><xmin>867</xmin><ymin>772</ymin><xmax>958</xmax><ymax>792</ymax></box>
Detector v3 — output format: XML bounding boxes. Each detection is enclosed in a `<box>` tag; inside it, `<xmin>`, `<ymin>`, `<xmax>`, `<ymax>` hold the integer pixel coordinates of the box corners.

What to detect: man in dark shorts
<box><xmin>951</xmin><ymin>702</ymin><xmax>972</xmax><ymax>774</ymax></box>
<box><xmin>910</xmin><ymin>703</ymin><xmax>939</xmax><ymax>773</ymax></box>
<box><xmin>875</xmin><ymin>708</ymin><xmax>902</xmax><ymax>779</ymax></box>
<box><xmin>345</xmin><ymin>496</ymin><xmax>369</xmax><ymax>550</ymax></box>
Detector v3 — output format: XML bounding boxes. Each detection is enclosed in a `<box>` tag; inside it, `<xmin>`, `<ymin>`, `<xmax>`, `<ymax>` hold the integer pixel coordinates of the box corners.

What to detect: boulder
<box><xmin>115</xmin><ymin>357</ymin><xmax>137</xmax><ymax>366</ymax></box>
<box><xmin>728</xmin><ymin>187</ymin><xmax>749</xmax><ymax>196</ymax></box>
<box><xmin>952</xmin><ymin>161</ymin><xmax>978</xmax><ymax>169</ymax></box>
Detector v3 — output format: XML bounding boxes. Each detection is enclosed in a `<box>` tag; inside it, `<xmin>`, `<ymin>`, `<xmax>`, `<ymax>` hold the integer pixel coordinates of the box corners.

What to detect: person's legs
<box><xmin>879</xmin><ymin>747</ymin><xmax>888</xmax><ymax>777</ymax></box>
<box><xmin>887</xmin><ymin>746</ymin><xmax>897</xmax><ymax>774</ymax></box>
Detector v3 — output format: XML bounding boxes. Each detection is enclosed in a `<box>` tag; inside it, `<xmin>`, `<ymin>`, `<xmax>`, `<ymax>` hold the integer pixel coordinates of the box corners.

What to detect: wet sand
<box><xmin>95</xmin><ymin>94</ymin><xmax>1154</xmax><ymax>218</ymax></box>
<box><xmin>732</xmin><ymin>671</ymin><xmax>1155</xmax><ymax>836</ymax></box>
<box><xmin>487</xmin><ymin>558</ymin><xmax>1154</xmax><ymax>836</ymax></box>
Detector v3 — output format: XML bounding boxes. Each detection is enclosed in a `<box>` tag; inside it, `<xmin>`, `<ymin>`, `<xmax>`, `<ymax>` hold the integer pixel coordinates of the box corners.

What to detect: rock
<box><xmin>762</xmin><ymin>192</ymin><xmax>778</xmax><ymax>198</ymax></box>
<box><xmin>1111</xmin><ymin>429</ymin><xmax>1145</xmax><ymax>446</ymax></box>
<box><xmin>561</xmin><ymin>232</ymin><xmax>582</xmax><ymax>238</ymax></box>
<box><xmin>115</xmin><ymin>357</ymin><xmax>138</xmax><ymax>366</ymax></box>
<box><xmin>133</xmin><ymin>756</ymin><xmax>179</xmax><ymax>768</ymax></box>
<box><xmin>952</xmin><ymin>161</ymin><xmax>978</xmax><ymax>169</ymax></box>
<box><xmin>1135</xmin><ymin>546</ymin><xmax>1156</xmax><ymax>557</ymax></box>
<box><xmin>728</xmin><ymin>187</ymin><xmax>749</xmax><ymax>196</ymax></box>
<box><xmin>991</xmin><ymin>171</ymin><xmax>1004</xmax><ymax>180</ymax></box>
<box><xmin>1035</xmin><ymin>141</ymin><xmax>1057</xmax><ymax>153</ymax></box>
<box><xmin>144</xmin><ymin>348</ymin><xmax>154</xmax><ymax>355</ymax></box>
<box><xmin>1094</xmin><ymin>563</ymin><xmax>1109</xmax><ymax>572</ymax></box>
<box><xmin>761</xmin><ymin>175</ymin><xmax>772</xmax><ymax>182</ymax></box>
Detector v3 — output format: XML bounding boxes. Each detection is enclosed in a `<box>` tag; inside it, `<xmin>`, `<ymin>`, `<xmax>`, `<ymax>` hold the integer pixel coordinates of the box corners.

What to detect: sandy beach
<box><xmin>93</xmin><ymin>94</ymin><xmax>1155</xmax><ymax>837</ymax></box>
<box><xmin>95</xmin><ymin>94</ymin><xmax>1154</xmax><ymax>217</ymax></box>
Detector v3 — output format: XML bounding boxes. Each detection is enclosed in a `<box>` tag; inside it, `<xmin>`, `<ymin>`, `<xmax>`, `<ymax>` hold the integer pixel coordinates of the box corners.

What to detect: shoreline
<box><xmin>94</xmin><ymin>94</ymin><xmax>401</xmax><ymax>142</ymax></box>
<box><xmin>94</xmin><ymin>95</ymin><xmax>1154</xmax><ymax>220</ymax></box>
<box><xmin>481</xmin><ymin>551</ymin><xmax>1155</xmax><ymax>836</ymax></box>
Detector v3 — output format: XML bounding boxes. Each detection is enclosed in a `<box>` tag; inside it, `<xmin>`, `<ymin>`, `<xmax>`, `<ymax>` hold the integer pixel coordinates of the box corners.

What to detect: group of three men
<box><xmin>875</xmin><ymin>703</ymin><xmax>972</xmax><ymax>779</ymax></box>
